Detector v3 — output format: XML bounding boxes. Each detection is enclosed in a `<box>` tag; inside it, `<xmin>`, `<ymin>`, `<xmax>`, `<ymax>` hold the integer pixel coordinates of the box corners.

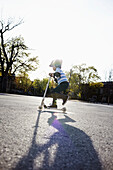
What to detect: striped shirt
<box><xmin>55</xmin><ymin>68</ymin><xmax>68</xmax><ymax>85</ymax></box>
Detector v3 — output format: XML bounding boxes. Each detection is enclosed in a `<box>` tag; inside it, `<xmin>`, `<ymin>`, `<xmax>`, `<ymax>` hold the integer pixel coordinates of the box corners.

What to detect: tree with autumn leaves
<box><xmin>66</xmin><ymin>64</ymin><xmax>103</xmax><ymax>100</ymax></box>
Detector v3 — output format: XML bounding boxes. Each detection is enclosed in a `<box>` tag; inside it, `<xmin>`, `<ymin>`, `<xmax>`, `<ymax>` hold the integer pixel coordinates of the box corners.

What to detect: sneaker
<box><xmin>62</xmin><ymin>95</ymin><xmax>68</xmax><ymax>105</ymax></box>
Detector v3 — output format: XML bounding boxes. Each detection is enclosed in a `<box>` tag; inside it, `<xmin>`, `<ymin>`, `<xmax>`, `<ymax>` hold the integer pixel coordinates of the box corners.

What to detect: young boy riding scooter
<box><xmin>48</xmin><ymin>59</ymin><xmax>69</xmax><ymax>108</ymax></box>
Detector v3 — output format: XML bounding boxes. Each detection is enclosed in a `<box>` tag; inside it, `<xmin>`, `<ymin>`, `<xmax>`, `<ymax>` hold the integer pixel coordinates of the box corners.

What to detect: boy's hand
<box><xmin>49</xmin><ymin>73</ymin><xmax>54</xmax><ymax>77</ymax></box>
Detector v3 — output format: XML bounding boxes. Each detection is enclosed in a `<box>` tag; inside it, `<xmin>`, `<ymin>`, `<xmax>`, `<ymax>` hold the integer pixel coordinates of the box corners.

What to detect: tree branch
<box><xmin>13</xmin><ymin>62</ymin><xmax>25</xmax><ymax>74</ymax></box>
<box><xmin>2</xmin><ymin>19</ymin><xmax>24</xmax><ymax>33</ymax></box>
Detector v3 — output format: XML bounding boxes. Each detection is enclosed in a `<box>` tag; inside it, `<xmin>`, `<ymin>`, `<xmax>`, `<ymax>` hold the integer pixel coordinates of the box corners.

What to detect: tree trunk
<box><xmin>1</xmin><ymin>75</ymin><xmax>8</xmax><ymax>92</ymax></box>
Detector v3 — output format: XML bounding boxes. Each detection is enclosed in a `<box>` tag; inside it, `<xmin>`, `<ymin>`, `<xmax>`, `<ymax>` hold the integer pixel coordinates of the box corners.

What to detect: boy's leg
<box><xmin>50</xmin><ymin>93</ymin><xmax>57</xmax><ymax>108</ymax></box>
<box><xmin>50</xmin><ymin>82</ymin><xmax>69</xmax><ymax>105</ymax></box>
<box><xmin>49</xmin><ymin>84</ymin><xmax>61</xmax><ymax>107</ymax></box>
<box><xmin>50</xmin><ymin>93</ymin><xmax>68</xmax><ymax>107</ymax></box>
<box><xmin>53</xmin><ymin>92</ymin><xmax>69</xmax><ymax>105</ymax></box>
<box><xmin>51</xmin><ymin>82</ymin><xmax>69</xmax><ymax>93</ymax></box>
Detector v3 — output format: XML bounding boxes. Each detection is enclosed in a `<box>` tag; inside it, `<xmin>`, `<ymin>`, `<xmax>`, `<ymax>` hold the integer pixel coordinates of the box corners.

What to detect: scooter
<box><xmin>38</xmin><ymin>76</ymin><xmax>66</xmax><ymax>112</ymax></box>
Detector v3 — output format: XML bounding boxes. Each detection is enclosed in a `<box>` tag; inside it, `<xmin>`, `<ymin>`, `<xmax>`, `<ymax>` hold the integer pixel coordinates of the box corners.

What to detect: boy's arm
<box><xmin>54</xmin><ymin>72</ymin><xmax>61</xmax><ymax>78</ymax></box>
<box><xmin>49</xmin><ymin>73</ymin><xmax>54</xmax><ymax>77</ymax></box>
<box><xmin>49</xmin><ymin>72</ymin><xmax>61</xmax><ymax>78</ymax></box>
<box><xmin>54</xmin><ymin>72</ymin><xmax>61</xmax><ymax>83</ymax></box>
<box><xmin>49</xmin><ymin>72</ymin><xmax>61</xmax><ymax>83</ymax></box>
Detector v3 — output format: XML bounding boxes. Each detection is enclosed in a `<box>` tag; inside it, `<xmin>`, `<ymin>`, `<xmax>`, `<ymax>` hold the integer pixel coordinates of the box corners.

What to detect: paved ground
<box><xmin>0</xmin><ymin>93</ymin><xmax>113</xmax><ymax>170</ymax></box>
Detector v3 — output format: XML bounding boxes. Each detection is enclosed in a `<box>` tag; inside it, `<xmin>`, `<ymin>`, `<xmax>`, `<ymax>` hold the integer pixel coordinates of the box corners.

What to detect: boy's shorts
<box><xmin>51</xmin><ymin>81</ymin><xmax>69</xmax><ymax>94</ymax></box>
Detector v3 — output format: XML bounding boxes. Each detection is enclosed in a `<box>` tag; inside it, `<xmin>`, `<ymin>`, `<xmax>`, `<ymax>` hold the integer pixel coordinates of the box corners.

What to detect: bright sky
<box><xmin>1</xmin><ymin>0</ymin><xmax>113</xmax><ymax>81</ymax></box>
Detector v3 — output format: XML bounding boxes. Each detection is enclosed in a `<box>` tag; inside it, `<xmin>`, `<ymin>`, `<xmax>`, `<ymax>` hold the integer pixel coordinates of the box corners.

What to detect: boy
<box><xmin>48</xmin><ymin>59</ymin><xmax>69</xmax><ymax>108</ymax></box>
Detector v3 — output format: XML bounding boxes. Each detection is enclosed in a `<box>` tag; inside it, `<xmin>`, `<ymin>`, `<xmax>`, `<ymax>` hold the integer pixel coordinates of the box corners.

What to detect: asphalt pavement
<box><xmin>0</xmin><ymin>93</ymin><xmax>113</xmax><ymax>170</ymax></box>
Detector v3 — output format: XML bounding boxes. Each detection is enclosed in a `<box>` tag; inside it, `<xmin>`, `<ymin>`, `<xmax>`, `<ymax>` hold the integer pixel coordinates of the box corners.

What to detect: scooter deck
<box><xmin>44</xmin><ymin>105</ymin><xmax>66</xmax><ymax>113</ymax></box>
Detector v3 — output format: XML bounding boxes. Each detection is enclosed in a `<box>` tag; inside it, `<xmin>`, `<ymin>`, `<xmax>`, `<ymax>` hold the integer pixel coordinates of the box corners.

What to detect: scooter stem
<box><xmin>41</xmin><ymin>76</ymin><xmax>51</xmax><ymax>106</ymax></box>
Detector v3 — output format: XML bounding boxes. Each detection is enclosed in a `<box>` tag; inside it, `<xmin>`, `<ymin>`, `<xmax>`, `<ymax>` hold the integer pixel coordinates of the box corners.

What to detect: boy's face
<box><xmin>53</xmin><ymin>66</ymin><xmax>56</xmax><ymax>71</ymax></box>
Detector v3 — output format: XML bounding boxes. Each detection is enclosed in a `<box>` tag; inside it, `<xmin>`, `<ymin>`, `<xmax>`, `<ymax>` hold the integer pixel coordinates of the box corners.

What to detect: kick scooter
<box><xmin>38</xmin><ymin>76</ymin><xmax>66</xmax><ymax>112</ymax></box>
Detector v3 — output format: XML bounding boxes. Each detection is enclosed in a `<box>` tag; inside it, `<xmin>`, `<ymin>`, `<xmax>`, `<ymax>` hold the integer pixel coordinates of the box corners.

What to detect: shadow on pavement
<box><xmin>15</xmin><ymin>110</ymin><xmax>102</xmax><ymax>170</ymax></box>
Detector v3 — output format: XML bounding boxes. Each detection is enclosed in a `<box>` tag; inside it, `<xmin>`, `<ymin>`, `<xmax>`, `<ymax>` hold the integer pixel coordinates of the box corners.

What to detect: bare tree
<box><xmin>0</xmin><ymin>18</ymin><xmax>38</xmax><ymax>92</ymax></box>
